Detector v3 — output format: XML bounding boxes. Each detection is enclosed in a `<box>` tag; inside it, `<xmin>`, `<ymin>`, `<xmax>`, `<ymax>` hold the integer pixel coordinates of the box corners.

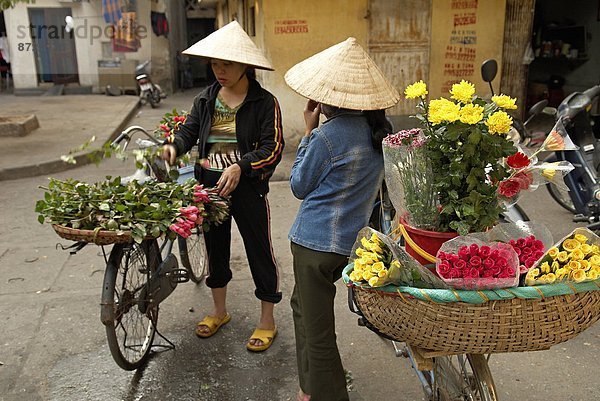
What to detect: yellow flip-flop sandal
<box><xmin>195</xmin><ymin>313</ymin><xmax>231</xmax><ymax>338</ymax></box>
<box><xmin>246</xmin><ymin>326</ymin><xmax>277</xmax><ymax>352</ymax></box>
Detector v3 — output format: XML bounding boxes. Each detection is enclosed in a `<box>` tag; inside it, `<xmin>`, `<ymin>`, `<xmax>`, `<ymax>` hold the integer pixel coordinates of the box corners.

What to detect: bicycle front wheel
<box><xmin>432</xmin><ymin>354</ymin><xmax>497</xmax><ymax>401</ymax></box>
<box><xmin>102</xmin><ymin>240</ymin><xmax>160</xmax><ymax>370</ymax></box>
<box><xmin>177</xmin><ymin>227</ymin><xmax>208</xmax><ymax>283</ymax></box>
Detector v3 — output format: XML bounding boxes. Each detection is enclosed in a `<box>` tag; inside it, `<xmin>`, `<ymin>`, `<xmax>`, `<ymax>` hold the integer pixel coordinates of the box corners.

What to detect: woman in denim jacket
<box><xmin>285</xmin><ymin>38</ymin><xmax>400</xmax><ymax>401</ymax></box>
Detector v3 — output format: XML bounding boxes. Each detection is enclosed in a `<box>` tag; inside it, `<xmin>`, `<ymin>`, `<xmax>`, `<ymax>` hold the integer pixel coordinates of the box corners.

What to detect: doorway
<box><xmin>28</xmin><ymin>8</ymin><xmax>78</xmax><ymax>85</ymax></box>
<box><xmin>526</xmin><ymin>0</ymin><xmax>599</xmax><ymax>112</ymax></box>
<box><xmin>185</xmin><ymin>18</ymin><xmax>216</xmax><ymax>87</ymax></box>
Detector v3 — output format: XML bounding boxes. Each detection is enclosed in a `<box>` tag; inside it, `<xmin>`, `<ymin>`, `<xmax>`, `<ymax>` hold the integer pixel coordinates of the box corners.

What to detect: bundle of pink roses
<box><xmin>154</xmin><ymin>109</ymin><xmax>189</xmax><ymax>141</ymax></box>
<box><xmin>170</xmin><ymin>205</ymin><xmax>202</xmax><ymax>238</ymax></box>
<box><xmin>169</xmin><ymin>184</ymin><xmax>229</xmax><ymax>238</ymax></box>
<box><xmin>437</xmin><ymin>242</ymin><xmax>519</xmax><ymax>289</ymax></box>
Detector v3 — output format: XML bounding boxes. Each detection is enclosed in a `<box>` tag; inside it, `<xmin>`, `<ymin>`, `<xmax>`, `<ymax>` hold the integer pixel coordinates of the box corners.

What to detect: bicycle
<box><xmin>348</xmin><ymin>284</ymin><xmax>497</xmax><ymax>401</ymax></box>
<box><xmin>63</xmin><ymin>125</ymin><xmax>209</xmax><ymax>370</ymax></box>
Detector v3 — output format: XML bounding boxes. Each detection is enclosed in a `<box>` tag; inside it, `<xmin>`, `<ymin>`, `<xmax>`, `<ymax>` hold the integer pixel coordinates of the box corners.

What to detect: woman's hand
<box><xmin>161</xmin><ymin>144</ymin><xmax>177</xmax><ymax>166</ymax></box>
<box><xmin>303</xmin><ymin>99</ymin><xmax>321</xmax><ymax>137</ymax></box>
<box><xmin>217</xmin><ymin>164</ymin><xmax>241</xmax><ymax>196</ymax></box>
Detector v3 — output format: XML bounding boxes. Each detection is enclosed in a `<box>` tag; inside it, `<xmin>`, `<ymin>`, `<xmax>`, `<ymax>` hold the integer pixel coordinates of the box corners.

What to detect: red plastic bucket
<box><xmin>400</xmin><ymin>217</ymin><xmax>458</xmax><ymax>265</ymax></box>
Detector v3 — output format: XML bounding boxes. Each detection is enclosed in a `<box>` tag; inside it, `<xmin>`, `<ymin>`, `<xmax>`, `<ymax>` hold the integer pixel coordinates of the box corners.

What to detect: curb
<box><xmin>0</xmin><ymin>101</ymin><xmax>141</xmax><ymax>182</ymax></box>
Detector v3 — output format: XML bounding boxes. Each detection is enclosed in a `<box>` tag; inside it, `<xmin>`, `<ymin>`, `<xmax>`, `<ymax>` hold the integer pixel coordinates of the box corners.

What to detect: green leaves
<box><xmin>36</xmin><ymin>177</ymin><xmax>230</xmax><ymax>243</ymax></box>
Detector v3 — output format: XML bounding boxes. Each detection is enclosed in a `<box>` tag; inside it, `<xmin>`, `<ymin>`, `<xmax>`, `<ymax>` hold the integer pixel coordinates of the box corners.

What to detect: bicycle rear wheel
<box><xmin>102</xmin><ymin>240</ymin><xmax>160</xmax><ymax>370</ymax></box>
<box><xmin>177</xmin><ymin>227</ymin><xmax>208</xmax><ymax>283</ymax></box>
<box><xmin>432</xmin><ymin>354</ymin><xmax>497</xmax><ymax>401</ymax></box>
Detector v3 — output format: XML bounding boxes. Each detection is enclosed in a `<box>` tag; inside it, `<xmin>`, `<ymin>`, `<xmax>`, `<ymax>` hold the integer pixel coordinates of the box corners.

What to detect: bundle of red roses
<box><xmin>498</xmin><ymin>120</ymin><xmax>578</xmax><ymax>204</ymax></box>
<box><xmin>436</xmin><ymin>241</ymin><xmax>519</xmax><ymax>290</ymax></box>
<box><xmin>498</xmin><ymin>152</ymin><xmax>534</xmax><ymax>200</ymax></box>
<box><xmin>508</xmin><ymin>235</ymin><xmax>546</xmax><ymax>273</ymax></box>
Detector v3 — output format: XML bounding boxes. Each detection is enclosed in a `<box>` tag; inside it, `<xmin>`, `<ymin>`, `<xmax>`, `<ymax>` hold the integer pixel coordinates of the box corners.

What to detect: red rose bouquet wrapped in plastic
<box><xmin>437</xmin><ymin>238</ymin><xmax>520</xmax><ymax>290</ymax></box>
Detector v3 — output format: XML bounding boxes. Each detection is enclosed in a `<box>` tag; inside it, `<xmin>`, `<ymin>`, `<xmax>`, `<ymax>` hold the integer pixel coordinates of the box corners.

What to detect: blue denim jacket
<box><xmin>289</xmin><ymin>112</ymin><xmax>384</xmax><ymax>256</ymax></box>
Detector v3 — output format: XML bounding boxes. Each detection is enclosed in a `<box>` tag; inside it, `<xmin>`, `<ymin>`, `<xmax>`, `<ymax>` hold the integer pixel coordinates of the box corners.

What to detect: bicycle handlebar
<box><xmin>113</xmin><ymin>126</ymin><xmax>161</xmax><ymax>150</ymax></box>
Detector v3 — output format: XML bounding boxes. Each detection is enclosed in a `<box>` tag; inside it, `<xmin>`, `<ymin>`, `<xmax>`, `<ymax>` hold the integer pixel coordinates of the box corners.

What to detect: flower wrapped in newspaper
<box><xmin>525</xmin><ymin>227</ymin><xmax>600</xmax><ymax>285</ymax></box>
<box><xmin>349</xmin><ymin>227</ymin><xmax>448</xmax><ymax>289</ymax></box>
<box><xmin>436</xmin><ymin>236</ymin><xmax>520</xmax><ymax>290</ymax></box>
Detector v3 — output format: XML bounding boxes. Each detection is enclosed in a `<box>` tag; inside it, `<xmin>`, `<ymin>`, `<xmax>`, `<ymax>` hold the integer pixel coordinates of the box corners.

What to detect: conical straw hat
<box><xmin>284</xmin><ymin>37</ymin><xmax>400</xmax><ymax>110</ymax></box>
<box><xmin>182</xmin><ymin>21</ymin><xmax>274</xmax><ymax>71</ymax></box>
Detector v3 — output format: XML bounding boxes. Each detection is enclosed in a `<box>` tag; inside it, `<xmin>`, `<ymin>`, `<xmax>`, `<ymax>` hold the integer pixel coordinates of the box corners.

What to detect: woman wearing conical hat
<box><xmin>161</xmin><ymin>21</ymin><xmax>284</xmax><ymax>352</ymax></box>
<box><xmin>286</xmin><ymin>37</ymin><xmax>400</xmax><ymax>401</ymax></box>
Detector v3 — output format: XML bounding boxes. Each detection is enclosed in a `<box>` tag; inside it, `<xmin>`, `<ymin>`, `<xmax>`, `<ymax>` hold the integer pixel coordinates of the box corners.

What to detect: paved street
<box><xmin>0</xmin><ymin>90</ymin><xmax>598</xmax><ymax>401</ymax></box>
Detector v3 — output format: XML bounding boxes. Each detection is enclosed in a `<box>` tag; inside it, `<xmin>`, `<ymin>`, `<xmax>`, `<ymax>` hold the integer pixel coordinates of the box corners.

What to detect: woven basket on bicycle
<box><xmin>52</xmin><ymin>224</ymin><xmax>135</xmax><ymax>245</ymax></box>
<box><xmin>343</xmin><ymin>264</ymin><xmax>600</xmax><ymax>356</ymax></box>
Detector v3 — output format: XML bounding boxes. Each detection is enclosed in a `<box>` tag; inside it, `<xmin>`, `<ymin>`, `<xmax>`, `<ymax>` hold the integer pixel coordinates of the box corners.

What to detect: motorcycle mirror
<box><xmin>523</xmin><ymin>99</ymin><xmax>550</xmax><ymax>126</ymax></box>
<box><xmin>481</xmin><ymin>59</ymin><xmax>498</xmax><ymax>95</ymax></box>
<box><xmin>528</xmin><ymin>99</ymin><xmax>549</xmax><ymax>116</ymax></box>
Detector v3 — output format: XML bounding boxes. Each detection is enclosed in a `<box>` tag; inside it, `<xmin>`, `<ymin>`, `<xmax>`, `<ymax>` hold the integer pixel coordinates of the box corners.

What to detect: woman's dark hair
<box><xmin>366</xmin><ymin>109</ymin><xmax>393</xmax><ymax>152</ymax></box>
<box><xmin>245</xmin><ymin>67</ymin><xmax>256</xmax><ymax>80</ymax></box>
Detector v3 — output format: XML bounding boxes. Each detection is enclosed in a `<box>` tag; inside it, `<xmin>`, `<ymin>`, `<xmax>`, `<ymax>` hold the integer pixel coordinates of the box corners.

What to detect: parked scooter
<box><xmin>542</xmin><ymin>84</ymin><xmax>600</xmax><ymax>229</ymax></box>
<box><xmin>136</xmin><ymin>60</ymin><xmax>166</xmax><ymax>108</ymax></box>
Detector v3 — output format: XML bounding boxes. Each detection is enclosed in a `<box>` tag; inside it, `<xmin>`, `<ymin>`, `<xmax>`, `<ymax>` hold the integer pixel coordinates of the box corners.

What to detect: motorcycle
<box><xmin>542</xmin><ymin>84</ymin><xmax>600</xmax><ymax>229</ymax></box>
<box><xmin>135</xmin><ymin>60</ymin><xmax>167</xmax><ymax>108</ymax></box>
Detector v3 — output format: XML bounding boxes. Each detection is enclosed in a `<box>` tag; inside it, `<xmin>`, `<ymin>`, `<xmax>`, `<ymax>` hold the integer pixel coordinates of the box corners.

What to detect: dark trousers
<box><xmin>290</xmin><ymin>242</ymin><xmax>349</xmax><ymax>401</ymax></box>
<box><xmin>202</xmin><ymin>169</ymin><xmax>282</xmax><ymax>304</ymax></box>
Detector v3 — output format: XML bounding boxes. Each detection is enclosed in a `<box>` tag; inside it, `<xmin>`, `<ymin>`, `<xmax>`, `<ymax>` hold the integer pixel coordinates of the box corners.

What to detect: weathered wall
<box><xmin>260</xmin><ymin>0</ymin><xmax>369</xmax><ymax>146</ymax></box>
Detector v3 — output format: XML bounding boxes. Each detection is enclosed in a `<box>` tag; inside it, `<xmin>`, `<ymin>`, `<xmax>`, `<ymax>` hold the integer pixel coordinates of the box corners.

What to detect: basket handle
<box><xmin>398</xmin><ymin>224</ymin><xmax>437</xmax><ymax>263</ymax></box>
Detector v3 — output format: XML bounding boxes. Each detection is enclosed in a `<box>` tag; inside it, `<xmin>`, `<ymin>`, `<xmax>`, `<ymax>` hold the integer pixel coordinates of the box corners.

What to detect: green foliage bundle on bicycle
<box><xmin>36</xmin><ymin>176</ymin><xmax>230</xmax><ymax>244</ymax></box>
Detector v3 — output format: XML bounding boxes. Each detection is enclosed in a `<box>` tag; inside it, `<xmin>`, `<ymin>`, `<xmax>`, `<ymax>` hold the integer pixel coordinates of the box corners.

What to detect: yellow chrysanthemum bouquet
<box><xmin>400</xmin><ymin>80</ymin><xmax>519</xmax><ymax>235</ymax></box>
<box><xmin>525</xmin><ymin>228</ymin><xmax>600</xmax><ymax>285</ymax></box>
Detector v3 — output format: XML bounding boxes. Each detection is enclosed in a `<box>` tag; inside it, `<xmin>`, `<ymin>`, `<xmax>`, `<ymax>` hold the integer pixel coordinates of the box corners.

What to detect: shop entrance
<box><xmin>526</xmin><ymin>0</ymin><xmax>599</xmax><ymax>114</ymax></box>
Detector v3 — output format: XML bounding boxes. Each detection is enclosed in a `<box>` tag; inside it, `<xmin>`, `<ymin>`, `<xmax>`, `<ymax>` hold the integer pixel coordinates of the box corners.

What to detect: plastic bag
<box><xmin>475</xmin><ymin>221</ymin><xmax>553</xmax><ymax>274</ymax></box>
<box><xmin>349</xmin><ymin>227</ymin><xmax>448</xmax><ymax>289</ymax></box>
<box><xmin>525</xmin><ymin>227</ymin><xmax>600</xmax><ymax>285</ymax></box>
<box><xmin>437</xmin><ymin>237</ymin><xmax>520</xmax><ymax>290</ymax></box>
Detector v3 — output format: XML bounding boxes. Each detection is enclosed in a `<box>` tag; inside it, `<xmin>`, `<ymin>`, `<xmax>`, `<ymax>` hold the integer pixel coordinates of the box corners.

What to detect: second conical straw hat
<box><xmin>182</xmin><ymin>21</ymin><xmax>273</xmax><ymax>71</ymax></box>
<box><xmin>284</xmin><ymin>37</ymin><xmax>399</xmax><ymax>110</ymax></box>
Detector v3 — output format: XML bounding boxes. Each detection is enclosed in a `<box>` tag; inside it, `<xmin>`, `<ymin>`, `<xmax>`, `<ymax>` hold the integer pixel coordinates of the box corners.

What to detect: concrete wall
<box><xmin>6</xmin><ymin>0</ymin><xmax>172</xmax><ymax>92</ymax></box>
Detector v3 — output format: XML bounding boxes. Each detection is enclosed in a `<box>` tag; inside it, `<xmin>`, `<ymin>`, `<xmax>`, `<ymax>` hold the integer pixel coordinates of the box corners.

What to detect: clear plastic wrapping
<box><xmin>526</xmin><ymin>227</ymin><xmax>600</xmax><ymax>285</ymax></box>
<box><xmin>349</xmin><ymin>226</ymin><xmax>448</xmax><ymax>289</ymax></box>
<box><xmin>437</xmin><ymin>238</ymin><xmax>520</xmax><ymax>290</ymax></box>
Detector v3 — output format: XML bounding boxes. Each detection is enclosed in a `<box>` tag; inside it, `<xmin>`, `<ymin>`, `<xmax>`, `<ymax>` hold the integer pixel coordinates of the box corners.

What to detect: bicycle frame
<box><xmin>346</xmin><ymin>287</ymin><xmax>434</xmax><ymax>397</ymax></box>
<box><xmin>347</xmin><ymin>285</ymin><xmax>497</xmax><ymax>401</ymax></box>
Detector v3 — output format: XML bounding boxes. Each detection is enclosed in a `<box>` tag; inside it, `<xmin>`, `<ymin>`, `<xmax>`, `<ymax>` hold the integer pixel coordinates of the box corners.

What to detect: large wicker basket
<box><xmin>350</xmin><ymin>284</ymin><xmax>600</xmax><ymax>355</ymax></box>
<box><xmin>348</xmin><ymin>271</ymin><xmax>600</xmax><ymax>356</ymax></box>
<box><xmin>52</xmin><ymin>224</ymin><xmax>134</xmax><ymax>245</ymax></box>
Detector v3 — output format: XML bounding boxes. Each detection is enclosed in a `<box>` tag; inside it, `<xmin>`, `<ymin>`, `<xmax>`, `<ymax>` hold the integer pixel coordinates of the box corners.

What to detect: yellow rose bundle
<box><xmin>349</xmin><ymin>233</ymin><xmax>400</xmax><ymax>287</ymax></box>
<box><xmin>525</xmin><ymin>228</ymin><xmax>600</xmax><ymax>285</ymax></box>
<box><xmin>348</xmin><ymin>227</ymin><xmax>449</xmax><ymax>289</ymax></box>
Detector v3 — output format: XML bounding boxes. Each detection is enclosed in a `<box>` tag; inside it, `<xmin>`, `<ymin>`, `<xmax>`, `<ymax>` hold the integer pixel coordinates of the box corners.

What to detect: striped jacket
<box><xmin>170</xmin><ymin>79</ymin><xmax>285</xmax><ymax>194</ymax></box>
